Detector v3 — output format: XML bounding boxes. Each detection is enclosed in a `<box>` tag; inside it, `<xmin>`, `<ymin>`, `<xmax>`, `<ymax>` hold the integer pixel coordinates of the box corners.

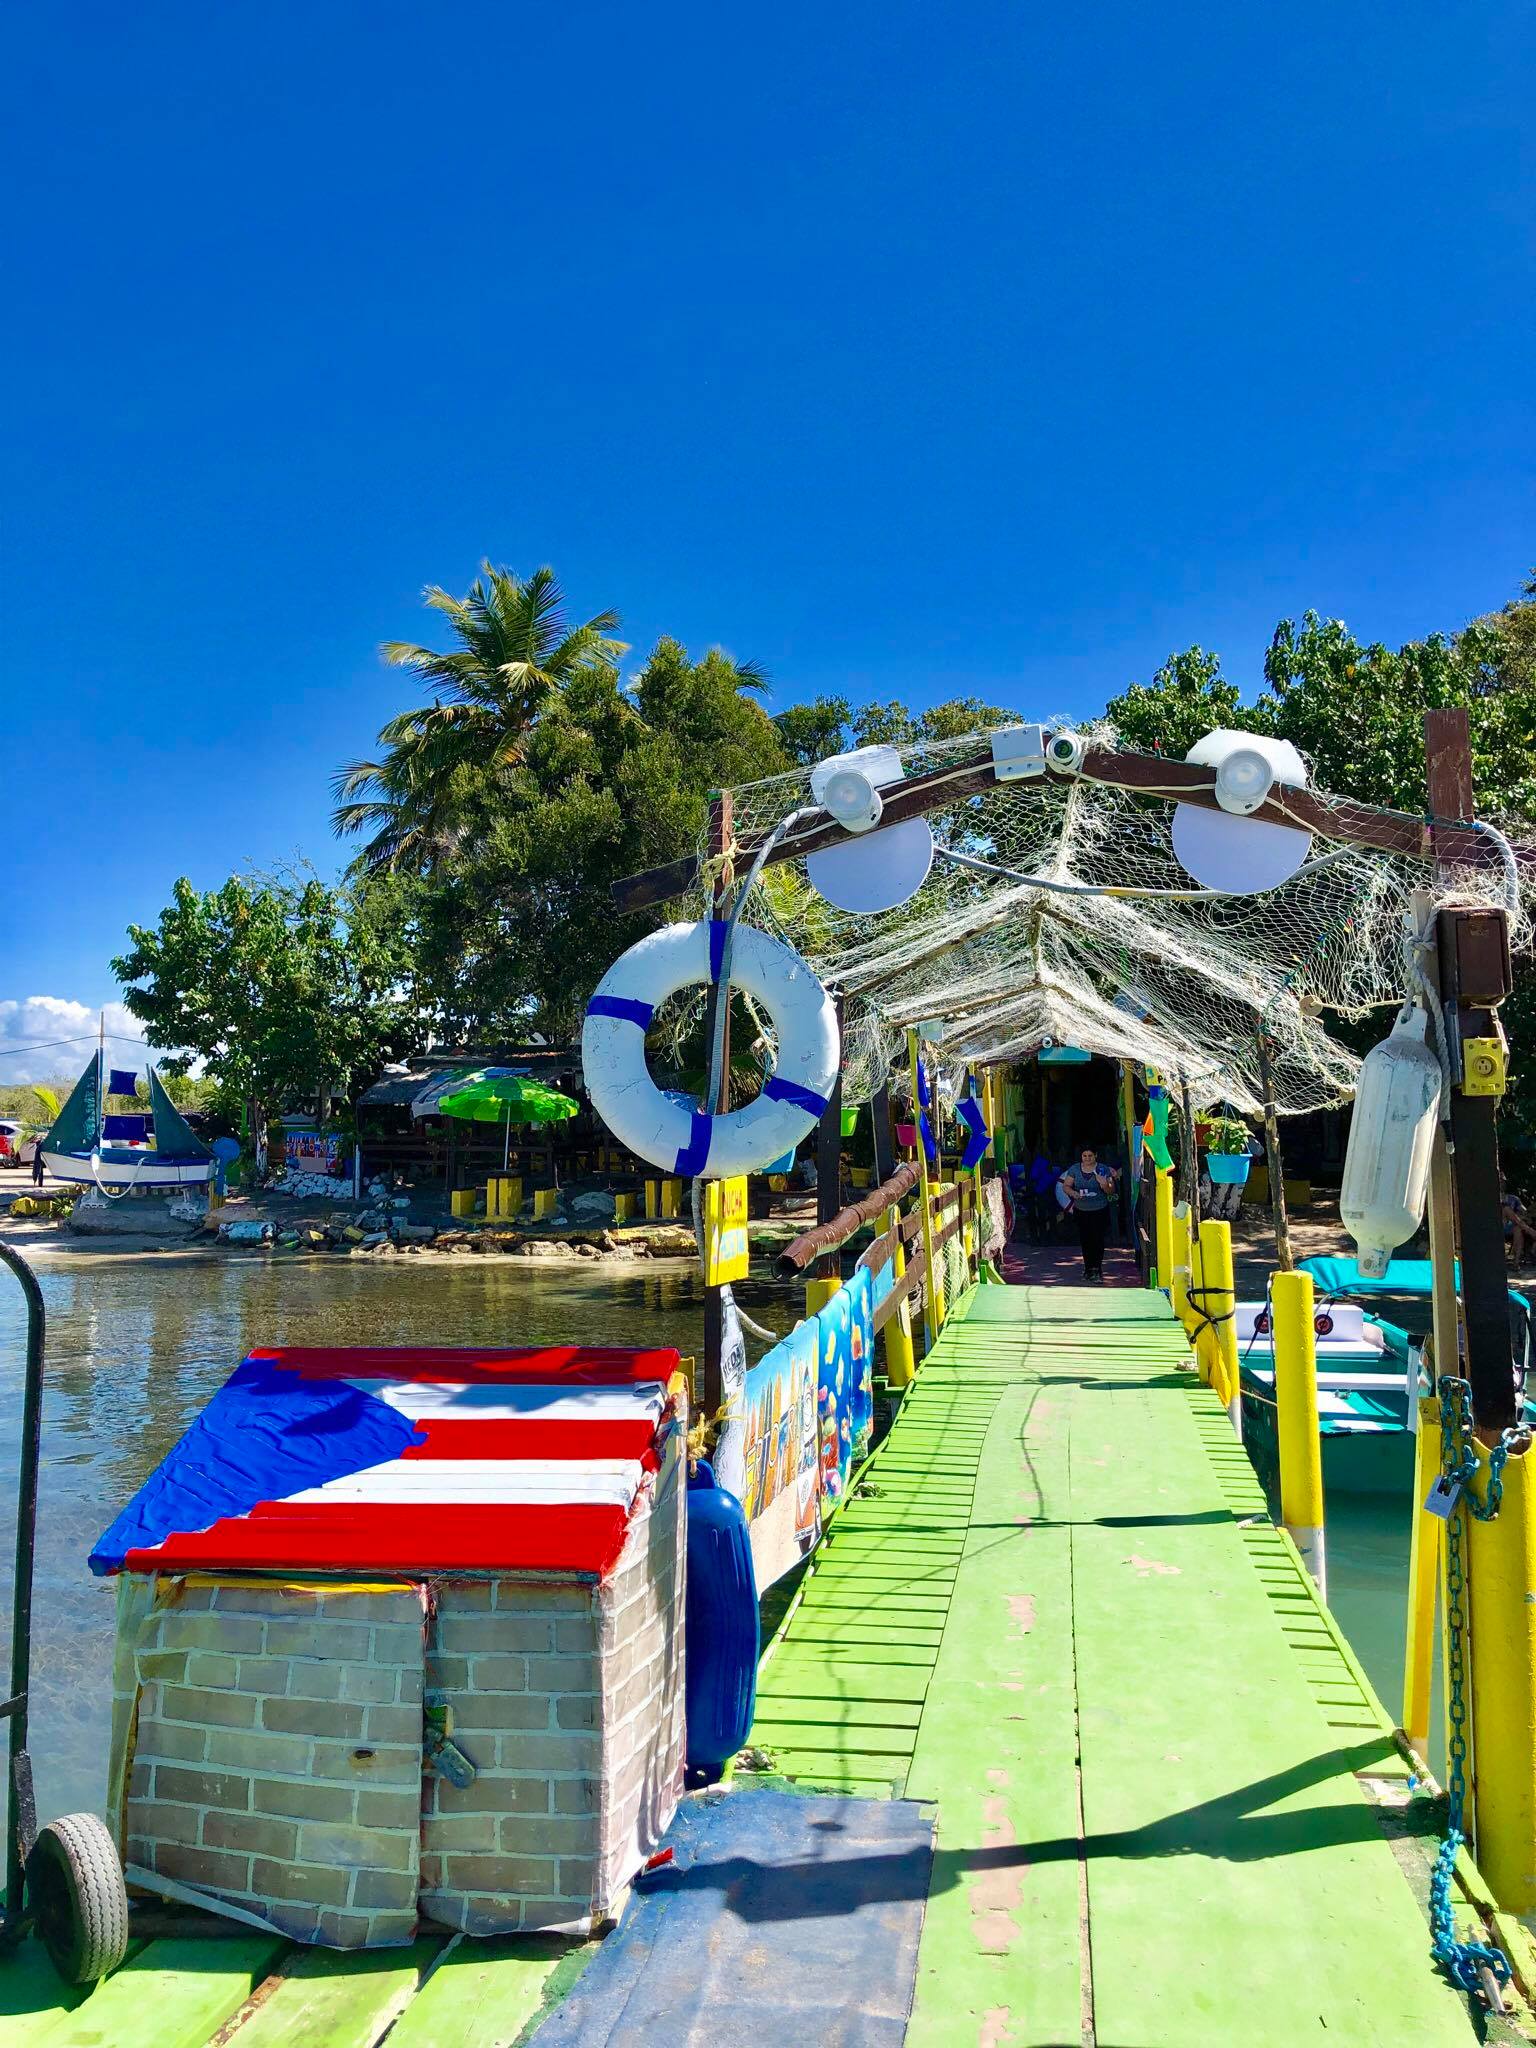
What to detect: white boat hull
<box><xmin>42</xmin><ymin>1148</ymin><xmax>214</xmax><ymax>1189</ymax></box>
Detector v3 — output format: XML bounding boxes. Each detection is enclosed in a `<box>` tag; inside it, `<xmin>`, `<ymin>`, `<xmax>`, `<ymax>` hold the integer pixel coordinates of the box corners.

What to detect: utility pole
<box><xmin>1254</xmin><ymin>1030</ymin><xmax>1294</xmax><ymax>1272</ymax></box>
<box><xmin>1425</xmin><ymin>709</ymin><xmax>1515</xmax><ymax>1429</ymax></box>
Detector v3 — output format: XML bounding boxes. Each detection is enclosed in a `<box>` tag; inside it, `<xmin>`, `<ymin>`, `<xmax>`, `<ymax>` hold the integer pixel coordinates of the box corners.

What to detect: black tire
<box><xmin>27</xmin><ymin>1812</ymin><xmax>130</xmax><ymax>1984</ymax></box>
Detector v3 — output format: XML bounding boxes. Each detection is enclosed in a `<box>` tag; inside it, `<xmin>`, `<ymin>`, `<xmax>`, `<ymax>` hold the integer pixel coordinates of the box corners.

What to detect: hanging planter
<box><xmin>840</xmin><ymin>1105</ymin><xmax>860</xmax><ymax>1139</ymax></box>
<box><xmin>1204</xmin><ymin>1113</ymin><xmax>1253</xmax><ymax>1185</ymax></box>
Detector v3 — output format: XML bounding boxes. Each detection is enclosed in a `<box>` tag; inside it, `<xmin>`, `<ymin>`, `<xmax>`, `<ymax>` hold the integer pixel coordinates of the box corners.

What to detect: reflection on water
<box><xmin>0</xmin><ymin>1252</ymin><xmax>795</xmax><ymax>1828</ymax></box>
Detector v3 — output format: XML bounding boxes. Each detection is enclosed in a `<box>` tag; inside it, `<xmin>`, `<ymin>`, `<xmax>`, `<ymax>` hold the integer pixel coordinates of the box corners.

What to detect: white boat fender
<box><xmin>583</xmin><ymin>921</ymin><xmax>840</xmax><ymax>1178</ymax></box>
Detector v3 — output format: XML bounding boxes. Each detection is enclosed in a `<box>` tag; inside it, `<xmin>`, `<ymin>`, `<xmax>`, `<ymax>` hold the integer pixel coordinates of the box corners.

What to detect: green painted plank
<box><xmin>0</xmin><ymin>1937</ymin><xmax>148</xmax><ymax>2046</ymax></box>
<box><xmin>906</xmin><ymin>1347</ymin><xmax>1084</xmax><ymax>2048</ymax></box>
<box><xmin>1066</xmin><ymin>1360</ymin><xmax>1479</xmax><ymax>2044</ymax></box>
<box><xmin>384</xmin><ymin>1935</ymin><xmax>596</xmax><ymax>2048</ymax></box>
<box><xmin>32</xmin><ymin>1935</ymin><xmax>287</xmax><ymax>2048</ymax></box>
<box><xmin>227</xmin><ymin>1936</ymin><xmax>440</xmax><ymax>2048</ymax></box>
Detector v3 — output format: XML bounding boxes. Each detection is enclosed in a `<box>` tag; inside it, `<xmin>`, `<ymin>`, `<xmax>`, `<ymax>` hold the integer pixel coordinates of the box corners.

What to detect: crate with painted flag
<box><xmin>90</xmin><ymin>1344</ymin><xmax>689</xmax><ymax>1948</ymax></box>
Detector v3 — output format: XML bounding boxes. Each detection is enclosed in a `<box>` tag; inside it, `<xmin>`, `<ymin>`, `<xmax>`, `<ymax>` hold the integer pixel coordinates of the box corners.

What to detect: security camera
<box><xmin>1046</xmin><ymin>729</ymin><xmax>1085</xmax><ymax>775</ymax></box>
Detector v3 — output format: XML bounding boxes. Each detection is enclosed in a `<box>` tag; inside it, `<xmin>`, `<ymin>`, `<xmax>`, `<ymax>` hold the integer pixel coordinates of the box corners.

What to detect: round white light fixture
<box><xmin>820</xmin><ymin>766</ymin><xmax>883</xmax><ymax>833</ymax></box>
<box><xmin>1046</xmin><ymin>728</ymin><xmax>1086</xmax><ymax>774</ymax></box>
<box><xmin>1172</xmin><ymin>729</ymin><xmax>1312</xmax><ymax>894</ymax></box>
<box><xmin>806</xmin><ymin>743</ymin><xmax>934</xmax><ymax>913</ymax></box>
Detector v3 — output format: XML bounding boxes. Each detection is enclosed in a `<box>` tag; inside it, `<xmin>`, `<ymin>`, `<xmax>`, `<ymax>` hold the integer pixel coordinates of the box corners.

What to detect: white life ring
<box><xmin>582</xmin><ymin>921</ymin><xmax>840</xmax><ymax>1178</ymax></box>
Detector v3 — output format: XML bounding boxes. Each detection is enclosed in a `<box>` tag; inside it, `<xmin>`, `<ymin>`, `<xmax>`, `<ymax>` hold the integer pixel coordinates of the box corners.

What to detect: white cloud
<box><xmin>0</xmin><ymin>996</ymin><xmax>156</xmax><ymax>1086</ymax></box>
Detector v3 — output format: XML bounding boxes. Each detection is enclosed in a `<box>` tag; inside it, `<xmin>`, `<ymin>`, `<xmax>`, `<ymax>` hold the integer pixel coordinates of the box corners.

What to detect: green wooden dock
<box><xmin>754</xmin><ymin>1283</ymin><xmax>1522</xmax><ymax>2045</ymax></box>
<box><xmin>7</xmin><ymin>1283</ymin><xmax>1528</xmax><ymax>2045</ymax></box>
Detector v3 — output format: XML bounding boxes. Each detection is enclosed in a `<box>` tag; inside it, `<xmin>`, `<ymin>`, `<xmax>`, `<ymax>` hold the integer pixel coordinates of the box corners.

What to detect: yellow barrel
<box><xmin>450</xmin><ymin>1188</ymin><xmax>476</xmax><ymax>1219</ymax></box>
<box><xmin>614</xmin><ymin>1191</ymin><xmax>637</xmax><ymax>1223</ymax></box>
<box><xmin>645</xmin><ymin>1179</ymin><xmax>661</xmax><ymax>1220</ymax></box>
<box><xmin>1272</xmin><ymin>1270</ymin><xmax>1325</xmax><ymax>1595</ymax></box>
<box><xmin>533</xmin><ymin>1187</ymin><xmax>558</xmax><ymax>1220</ymax></box>
<box><xmin>660</xmin><ymin>1178</ymin><xmax>681</xmax><ymax>1219</ymax></box>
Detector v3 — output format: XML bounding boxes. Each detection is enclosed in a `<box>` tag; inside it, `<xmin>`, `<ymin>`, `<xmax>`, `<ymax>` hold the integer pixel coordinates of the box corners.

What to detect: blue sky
<box><xmin>2</xmin><ymin>1</ymin><xmax>1531</xmax><ymax>1079</ymax></box>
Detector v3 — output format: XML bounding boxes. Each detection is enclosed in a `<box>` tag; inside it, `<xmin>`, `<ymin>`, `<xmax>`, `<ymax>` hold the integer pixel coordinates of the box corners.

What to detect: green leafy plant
<box><xmin>1202</xmin><ymin>1114</ymin><xmax>1252</xmax><ymax>1156</ymax></box>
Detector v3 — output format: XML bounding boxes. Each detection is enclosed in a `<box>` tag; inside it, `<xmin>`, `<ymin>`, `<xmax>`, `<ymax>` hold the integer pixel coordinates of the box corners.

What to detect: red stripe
<box><xmin>123</xmin><ymin>1501</ymin><xmax>632</xmax><ymax>1577</ymax></box>
<box><xmin>244</xmin><ymin>1345</ymin><xmax>679</xmax><ymax>1386</ymax></box>
<box><xmin>400</xmin><ymin>1419</ymin><xmax>660</xmax><ymax>1461</ymax></box>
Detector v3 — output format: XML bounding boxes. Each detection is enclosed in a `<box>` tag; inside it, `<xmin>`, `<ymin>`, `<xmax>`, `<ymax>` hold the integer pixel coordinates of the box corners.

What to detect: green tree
<box><xmin>1104</xmin><ymin>648</ymin><xmax>1245</xmax><ymax>758</ymax></box>
<box><xmin>113</xmin><ymin>871</ymin><xmax>424</xmax><ymax>1134</ymax></box>
<box><xmin>773</xmin><ymin>695</ymin><xmax>853</xmax><ymax>766</ymax></box>
<box><xmin>408</xmin><ymin>641</ymin><xmax>789</xmax><ymax>1041</ymax></box>
<box><xmin>333</xmin><ymin>565</ymin><xmax>627</xmax><ymax>873</ymax></box>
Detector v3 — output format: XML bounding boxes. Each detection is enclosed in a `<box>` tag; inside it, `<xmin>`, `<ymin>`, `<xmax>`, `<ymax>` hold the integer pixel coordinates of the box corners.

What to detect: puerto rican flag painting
<box><xmin>91</xmin><ymin>1346</ymin><xmax>684</xmax><ymax>1582</ymax></box>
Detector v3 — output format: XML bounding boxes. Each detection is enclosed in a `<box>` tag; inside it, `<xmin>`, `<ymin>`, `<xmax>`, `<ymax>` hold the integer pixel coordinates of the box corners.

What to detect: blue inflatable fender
<box><xmin>684</xmin><ymin>1460</ymin><xmax>759</xmax><ymax>1777</ymax></box>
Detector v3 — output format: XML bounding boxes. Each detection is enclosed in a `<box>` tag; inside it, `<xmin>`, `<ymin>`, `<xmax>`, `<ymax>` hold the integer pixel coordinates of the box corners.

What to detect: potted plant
<box><xmin>1204</xmin><ymin>1113</ymin><xmax>1254</xmax><ymax>1186</ymax></box>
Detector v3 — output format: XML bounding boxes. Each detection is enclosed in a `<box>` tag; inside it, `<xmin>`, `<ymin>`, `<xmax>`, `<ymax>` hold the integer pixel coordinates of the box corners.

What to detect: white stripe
<box><xmin>283</xmin><ymin>1458</ymin><xmax>645</xmax><ymax>1507</ymax></box>
<box><xmin>353</xmin><ymin>1380</ymin><xmax>667</xmax><ymax>1422</ymax></box>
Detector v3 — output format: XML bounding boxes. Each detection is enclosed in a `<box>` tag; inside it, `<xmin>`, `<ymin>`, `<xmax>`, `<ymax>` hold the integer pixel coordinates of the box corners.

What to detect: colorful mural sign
<box><xmin>715</xmin><ymin>1317</ymin><xmax>819</xmax><ymax>1592</ymax></box>
<box><xmin>815</xmin><ymin>1264</ymin><xmax>875</xmax><ymax>1515</ymax></box>
<box><xmin>284</xmin><ymin>1130</ymin><xmax>341</xmax><ymax>1174</ymax></box>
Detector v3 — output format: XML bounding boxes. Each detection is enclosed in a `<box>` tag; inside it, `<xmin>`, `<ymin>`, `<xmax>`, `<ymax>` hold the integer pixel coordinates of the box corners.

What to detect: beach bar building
<box><xmin>93</xmin><ymin>1344</ymin><xmax>687</xmax><ymax>1946</ymax></box>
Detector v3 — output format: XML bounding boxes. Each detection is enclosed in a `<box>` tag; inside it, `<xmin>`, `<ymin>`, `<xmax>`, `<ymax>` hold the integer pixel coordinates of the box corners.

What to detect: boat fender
<box><xmin>583</xmin><ymin>921</ymin><xmax>839</xmax><ymax>1178</ymax></box>
<box><xmin>684</xmin><ymin>1461</ymin><xmax>758</xmax><ymax>1777</ymax></box>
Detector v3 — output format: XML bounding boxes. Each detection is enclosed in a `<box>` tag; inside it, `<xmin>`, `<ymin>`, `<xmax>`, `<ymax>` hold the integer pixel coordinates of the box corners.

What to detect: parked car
<box><xmin>0</xmin><ymin>1120</ymin><xmax>22</xmax><ymax>1167</ymax></box>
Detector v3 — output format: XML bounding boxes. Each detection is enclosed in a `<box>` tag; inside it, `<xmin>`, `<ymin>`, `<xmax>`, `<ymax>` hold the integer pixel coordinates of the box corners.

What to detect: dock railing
<box><xmin>776</xmin><ymin>1158</ymin><xmax>988</xmax><ymax>1385</ymax></box>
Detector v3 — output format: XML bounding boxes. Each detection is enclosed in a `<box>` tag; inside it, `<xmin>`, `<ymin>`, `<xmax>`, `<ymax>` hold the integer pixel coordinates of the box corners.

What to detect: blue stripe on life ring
<box><xmin>674</xmin><ymin>1111</ymin><xmax>712</xmax><ymax>1178</ymax></box>
<box><xmin>708</xmin><ymin>918</ymin><xmax>730</xmax><ymax>985</ymax></box>
<box><xmin>586</xmin><ymin>994</ymin><xmax>655</xmax><ymax>1028</ymax></box>
<box><xmin>762</xmin><ymin>1074</ymin><xmax>830</xmax><ymax>1118</ymax></box>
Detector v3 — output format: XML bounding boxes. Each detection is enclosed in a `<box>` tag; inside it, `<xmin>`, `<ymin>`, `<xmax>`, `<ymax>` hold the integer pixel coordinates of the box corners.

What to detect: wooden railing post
<box><xmin>908</xmin><ymin>1028</ymin><xmax>944</xmax><ymax>1345</ymax></box>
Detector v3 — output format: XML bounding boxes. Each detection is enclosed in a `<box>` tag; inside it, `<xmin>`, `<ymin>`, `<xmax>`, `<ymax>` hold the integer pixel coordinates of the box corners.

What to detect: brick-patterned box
<box><xmin>96</xmin><ymin>1344</ymin><xmax>688</xmax><ymax>1947</ymax></box>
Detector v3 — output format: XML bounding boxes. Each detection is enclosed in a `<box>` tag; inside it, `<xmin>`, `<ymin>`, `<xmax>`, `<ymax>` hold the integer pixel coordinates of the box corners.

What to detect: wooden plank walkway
<box><xmin>754</xmin><ymin>1282</ymin><xmax>1496</xmax><ymax>2046</ymax></box>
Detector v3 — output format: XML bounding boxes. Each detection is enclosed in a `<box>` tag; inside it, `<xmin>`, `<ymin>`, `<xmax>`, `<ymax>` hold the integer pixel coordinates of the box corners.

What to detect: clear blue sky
<box><xmin>2</xmin><ymin>1</ymin><xmax>1531</xmax><ymax>1077</ymax></box>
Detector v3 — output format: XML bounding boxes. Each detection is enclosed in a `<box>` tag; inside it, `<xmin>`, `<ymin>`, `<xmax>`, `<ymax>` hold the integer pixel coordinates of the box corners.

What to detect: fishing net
<box><xmin>673</xmin><ymin>725</ymin><xmax>1532</xmax><ymax>1117</ymax></box>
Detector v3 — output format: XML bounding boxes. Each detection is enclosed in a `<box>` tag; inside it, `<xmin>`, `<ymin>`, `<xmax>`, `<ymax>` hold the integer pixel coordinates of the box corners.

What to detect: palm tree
<box><xmin>333</xmin><ymin>564</ymin><xmax>627</xmax><ymax>873</ymax></box>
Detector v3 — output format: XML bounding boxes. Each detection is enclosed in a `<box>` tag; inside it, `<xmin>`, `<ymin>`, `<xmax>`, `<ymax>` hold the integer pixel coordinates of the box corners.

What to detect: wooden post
<box><xmin>809</xmin><ymin>998</ymin><xmax>847</xmax><ymax>1309</ymax></box>
<box><xmin>908</xmin><ymin>1028</ymin><xmax>944</xmax><ymax>1345</ymax></box>
<box><xmin>701</xmin><ymin>791</ymin><xmax>733</xmax><ymax>1414</ymax></box>
<box><xmin>1410</xmin><ymin>887</ymin><xmax>1463</xmax><ymax>1384</ymax></box>
<box><xmin>871</xmin><ymin>1078</ymin><xmax>895</xmax><ymax>1184</ymax></box>
<box><xmin>1118</xmin><ymin>1060</ymin><xmax>1138</xmax><ymax>1248</ymax></box>
<box><xmin>1254</xmin><ymin>1030</ymin><xmax>1294</xmax><ymax>1272</ymax></box>
<box><xmin>1425</xmin><ymin>709</ymin><xmax>1514</xmax><ymax>1429</ymax></box>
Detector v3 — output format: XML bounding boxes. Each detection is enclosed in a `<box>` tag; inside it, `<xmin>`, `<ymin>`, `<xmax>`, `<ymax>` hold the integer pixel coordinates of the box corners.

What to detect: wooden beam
<box><xmin>609</xmin><ymin>740</ymin><xmax>1503</xmax><ymax>913</ymax></box>
<box><xmin>1426</xmin><ymin>708</ymin><xmax>1515</xmax><ymax>1430</ymax></box>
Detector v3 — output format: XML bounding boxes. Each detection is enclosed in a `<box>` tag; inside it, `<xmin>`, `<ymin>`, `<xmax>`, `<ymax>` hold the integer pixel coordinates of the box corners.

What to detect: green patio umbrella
<box><xmin>439</xmin><ymin>1074</ymin><xmax>580</xmax><ymax>1172</ymax></box>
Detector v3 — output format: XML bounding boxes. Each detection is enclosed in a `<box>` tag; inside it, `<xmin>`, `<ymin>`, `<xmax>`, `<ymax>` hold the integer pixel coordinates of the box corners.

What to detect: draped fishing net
<box><xmin>675</xmin><ymin>725</ymin><xmax>1532</xmax><ymax>1117</ymax></box>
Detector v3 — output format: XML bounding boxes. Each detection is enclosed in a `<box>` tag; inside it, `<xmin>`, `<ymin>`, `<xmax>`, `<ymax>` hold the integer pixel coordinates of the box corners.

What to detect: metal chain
<box><xmin>1429</xmin><ymin>1376</ymin><xmax>1520</xmax><ymax>1997</ymax></box>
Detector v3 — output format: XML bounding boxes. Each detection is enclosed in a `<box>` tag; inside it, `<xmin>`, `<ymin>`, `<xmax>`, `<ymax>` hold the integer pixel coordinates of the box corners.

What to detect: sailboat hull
<box><xmin>42</xmin><ymin>1148</ymin><xmax>214</xmax><ymax>1189</ymax></box>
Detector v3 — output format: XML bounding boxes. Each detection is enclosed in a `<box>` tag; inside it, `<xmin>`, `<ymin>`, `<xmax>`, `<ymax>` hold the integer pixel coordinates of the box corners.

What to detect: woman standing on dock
<box><xmin>1058</xmin><ymin>1147</ymin><xmax>1118</xmax><ymax>1283</ymax></box>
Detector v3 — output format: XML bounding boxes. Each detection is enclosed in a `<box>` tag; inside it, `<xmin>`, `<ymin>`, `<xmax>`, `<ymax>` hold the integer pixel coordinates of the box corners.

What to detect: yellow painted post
<box><xmin>613</xmin><ymin>1191</ymin><xmax>637</xmax><ymax>1224</ymax></box>
<box><xmin>884</xmin><ymin>1207</ymin><xmax>917</xmax><ymax>1386</ymax></box>
<box><xmin>1402</xmin><ymin>1393</ymin><xmax>1442</xmax><ymax>1755</ymax></box>
<box><xmin>1272</xmin><ymin>1270</ymin><xmax>1326</xmax><ymax>1597</ymax></box>
<box><xmin>1188</xmin><ymin>1222</ymin><xmax>1214</xmax><ymax>1382</ymax></box>
<box><xmin>1465</xmin><ymin>1443</ymin><xmax>1536</xmax><ymax>1912</ymax></box>
<box><xmin>1169</xmin><ymin>1205</ymin><xmax>1192</xmax><ymax>1335</ymax></box>
<box><xmin>805</xmin><ymin>1274</ymin><xmax>840</xmax><ymax>1315</ymax></box>
<box><xmin>907</xmin><ymin>1028</ymin><xmax>944</xmax><ymax>1347</ymax></box>
<box><xmin>645</xmin><ymin>1179</ymin><xmax>661</xmax><ymax>1220</ymax></box>
<box><xmin>660</xmin><ymin>1178</ymin><xmax>681</xmax><ymax>1219</ymax></box>
<box><xmin>1154</xmin><ymin>1168</ymin><xmax>1175</xmax><ymax>1290</ymax></box>
<box><xmin>533</xmin><ymin>1187</ymin><xmax>558</xmax><ymax>1220</ymax></box>
<box><xmin>450</xmin><ymin>1188</ymin><xmax>475</xmax><ymax>1219</ymax></box>
<box><xmin>1198</xmin><ymin>1219</ymin><xmax>1241</xmax><ymax>1435</ymax></box>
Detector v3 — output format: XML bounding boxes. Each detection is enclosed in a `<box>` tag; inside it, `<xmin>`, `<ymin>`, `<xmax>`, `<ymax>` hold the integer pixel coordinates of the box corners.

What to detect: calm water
<box><xmin>0</xmin><ymin>1251</ymin><xmax>799</xmax><ymax>1830</ymax></box>
<box><xmin>0</xmin><ymin>1253</ymin><xmax>1420</xmax><ymax>1829</ymax></box>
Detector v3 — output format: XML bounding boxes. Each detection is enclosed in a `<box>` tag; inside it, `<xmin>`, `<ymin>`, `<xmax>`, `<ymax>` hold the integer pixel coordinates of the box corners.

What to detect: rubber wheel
<box><xmin>27</xmin><ymin>1812</ymin><xmax>130</xmax><ymax>1984</ymax></box>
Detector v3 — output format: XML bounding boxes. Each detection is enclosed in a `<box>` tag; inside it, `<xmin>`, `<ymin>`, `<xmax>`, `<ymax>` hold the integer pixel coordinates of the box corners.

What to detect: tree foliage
<box><xmin>112</xmin><ymin>871</ymin><xmax>421</xmax><ymax>1118</ymax></box>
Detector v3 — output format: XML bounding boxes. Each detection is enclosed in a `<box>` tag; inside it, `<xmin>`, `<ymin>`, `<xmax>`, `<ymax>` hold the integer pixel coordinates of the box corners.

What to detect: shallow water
<box><xmin>0</xmin><ymin>1251</ymin><xmax>797</xmax><ymax>1830</ymax></box>
<box><xmin>0</xmin><ymin>1253</ymin><xmax>1422</xmax><ymax>1831</ymax></box>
